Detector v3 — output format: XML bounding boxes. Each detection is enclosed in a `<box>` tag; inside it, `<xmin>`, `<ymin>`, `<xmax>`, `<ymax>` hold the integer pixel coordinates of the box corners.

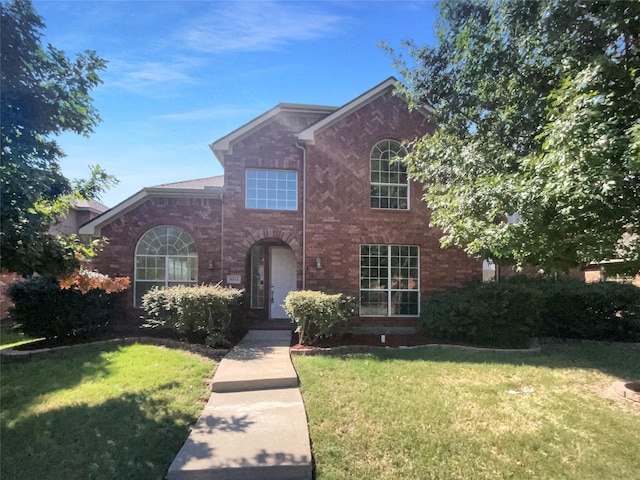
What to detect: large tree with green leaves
<box><xmin>1</xmin><ymin>0</ymin><xmax>114</xmax><ymax>276</ymax></box>
<box><xmin>388</xmin><ymin>0</ymin><xmax>639</xmax><ymax>274</ymax></box>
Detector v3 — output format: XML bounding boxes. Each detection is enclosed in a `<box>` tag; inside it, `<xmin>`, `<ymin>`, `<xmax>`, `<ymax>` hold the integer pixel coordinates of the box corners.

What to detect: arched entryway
<box><xmin>247</xmin><ymin>239</ymin><xmax>297</xmax><ymax>320</ymax></box>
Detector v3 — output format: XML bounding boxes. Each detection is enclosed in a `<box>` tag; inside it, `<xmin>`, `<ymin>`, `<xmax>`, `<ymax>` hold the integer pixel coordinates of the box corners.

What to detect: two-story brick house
<box><xmin>80</xmin><ymin>78</ymin><xmax>481</xmax><ymax>332</ymax></box>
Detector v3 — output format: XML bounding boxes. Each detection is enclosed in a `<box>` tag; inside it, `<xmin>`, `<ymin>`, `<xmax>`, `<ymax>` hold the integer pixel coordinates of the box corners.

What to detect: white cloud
<box><xmin>104</xmin><ymin>58</ymin><xmax>199</xmax><ymax>94</ymax></box>
<box><xmin>184</xmin><ymin>1</ymin><xmax>346</xmax><ymax>53</ymax></box>
<box><xmin>153</xmin><ymin>107</ymin><xmax>255</xmax><ymax>122</ymax></box>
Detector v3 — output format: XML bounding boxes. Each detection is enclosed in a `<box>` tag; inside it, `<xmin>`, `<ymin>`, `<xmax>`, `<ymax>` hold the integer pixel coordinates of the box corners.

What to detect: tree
<box><xmin>386</xmin><ymin>0</ymin><xmax>640</xmax><ymax>274</ymax></box>
<box><xmin>1</xmin><ymin>0</ymin><xmax>114</xmax><ymax>276</ymax></box>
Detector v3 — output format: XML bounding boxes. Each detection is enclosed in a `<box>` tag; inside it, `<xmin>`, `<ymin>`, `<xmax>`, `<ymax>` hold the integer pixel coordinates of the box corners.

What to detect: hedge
<box><xmin>284</xmin><ymin>290</ymin><xmax>355</xmax><ymax>345</ymax></box>
<box><xmin>141</xmin><ymin>284</ymin><xmax>244</xmax><ymax>347</ymax></box>
<box><xmin>8</xmin><ymin>274</ymin><xmax>127</xmax><ymax>339</ymax></box>
<box><xmin>419</xmin><ymin>277</ymin><xmax>640</xmax><ymax>348</ymax></box>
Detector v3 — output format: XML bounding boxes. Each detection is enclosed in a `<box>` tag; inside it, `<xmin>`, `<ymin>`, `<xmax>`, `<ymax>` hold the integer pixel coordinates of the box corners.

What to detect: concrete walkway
<box><xmin>167</xmin><ymin>330</ymin><xmax>312</xmax><ymax>480</ymax></box>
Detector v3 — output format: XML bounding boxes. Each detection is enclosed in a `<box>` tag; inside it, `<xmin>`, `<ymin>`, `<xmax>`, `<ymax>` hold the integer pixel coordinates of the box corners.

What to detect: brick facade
<box><xmin>303</xmin><ymin>91</ymin><xmax>480</xmax><ymax>328</ymax></box>
<box><xmin>86</xmin><ymin>79</ymin><xmax>482</xmax><ymax>330</ymax></box>
<box><xmin>92</xmin><ymin>196</ymin><xmax>223</xmax><ymax>308</ymax></box>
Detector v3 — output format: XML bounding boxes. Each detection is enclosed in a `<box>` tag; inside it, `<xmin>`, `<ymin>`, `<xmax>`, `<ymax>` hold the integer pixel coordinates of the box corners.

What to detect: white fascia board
<box><xmin>78</xmin><ymin>186</ymin><xmax>222</xmax><ymax>236</ymax></box>
<box><xmin>297</xmin><ymin>77</ymin><xmax>434</xmax><ymax>145</ymax></box>
<box><xmin>209</xmin><ymin>103</ymin><xmax>336</xmax><ymax>164</ymax></box>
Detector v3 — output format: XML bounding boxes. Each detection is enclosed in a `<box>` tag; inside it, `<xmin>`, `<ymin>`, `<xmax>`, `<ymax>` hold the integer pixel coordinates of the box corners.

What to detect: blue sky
<box><xmin>33</xmin><ymin>0</ymin><xmax>439</xmax><ymax>207</ymax></box>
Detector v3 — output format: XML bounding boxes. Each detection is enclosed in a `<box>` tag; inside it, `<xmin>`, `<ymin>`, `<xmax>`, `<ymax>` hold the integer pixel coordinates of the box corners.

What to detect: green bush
<box><xmin>8</xmin><ymin>275</ymin><xmax>123</xmax><ymax>339</ymax></box>
<box><xmin>284</xmin><ymin>290</ymin><xmax>355</xmax><ymax>345</ymax></box>
<box><xmin>420</xmin><ymin>277</ymin><xmax>640</xmax><ymax>347</ymax></box>
<box><xmin>536</xmin><ymin>278</ymin><xmax>640</xmax><ymax>341</ymax></box>
<box><xmin>420</xmin><ymin>280</ymin><xmax>543</xmax><ymax>348</ymax></box>
<box><xmin>141</xmin><ymin>284</ymin><xmax>244</xmax><ymax>347</ymax></box>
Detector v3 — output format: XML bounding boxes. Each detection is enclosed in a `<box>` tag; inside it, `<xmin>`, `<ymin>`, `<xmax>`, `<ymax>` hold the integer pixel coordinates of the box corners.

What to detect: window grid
<box><xmin>246</xmin><ymin>169</ymin><xmax>297</xmax><ymax>211</ymax></box>
<box><xmin>134</xmin><ymin>226</ymin><xmax>198</xmax><ymax>306</ymax></box>
<box><xmin>360</xmin><ymin>244</ymin><xmax>419</xmax><ymax>316</ymax></box>
<box><xmin>370</xmin><ymin>140</ymin><xmax>409</xmax><ymax>210</ymax></box>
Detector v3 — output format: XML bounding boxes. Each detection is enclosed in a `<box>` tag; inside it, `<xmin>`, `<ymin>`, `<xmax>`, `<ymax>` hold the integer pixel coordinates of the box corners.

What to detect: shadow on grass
<box><xmin>1</xmin><ymin>388</ymin><xmax>195</xmax><ymax>480</ymax></box>
<box><xmin>345</xmin><ymin>342</ymin><xmax>640</xmax><ymax>381</ymax></box>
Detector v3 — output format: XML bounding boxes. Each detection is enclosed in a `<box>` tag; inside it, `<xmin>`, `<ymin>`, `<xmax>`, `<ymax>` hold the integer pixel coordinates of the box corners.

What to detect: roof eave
<box><xmin>297</xmin><ymin>77</ymin><xmax>434</xmax><ymax>145</ymax></box>
<box><xmin>210</xmin><ymin>103</ymin><xmax>337</xmax><ymax>164</ymax></box>
<box><xmin>79</xmin><ymin>186</ymin><xmax>223</xmax><ymax>236</ymax></box>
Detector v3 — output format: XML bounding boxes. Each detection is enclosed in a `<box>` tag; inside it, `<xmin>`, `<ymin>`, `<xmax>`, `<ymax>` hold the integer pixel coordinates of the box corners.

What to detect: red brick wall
<box><xmin>91</xmin><ymin>196</ymin><xmax>223</xmax><ymax>307</ymax></box>
<box><xmin>220</xmin><ymin>111</ymin><xmax>329</xmax><ymax>289</ymax></box>
<box><xmin>91</xmin><ymin>93</ymin><xmax>482</xmax><ymax>328</ymax></box>
<box><xmin>304</xmin><ymin>91</ymin><xmax>481</xmax><ymax>327</ymax></box>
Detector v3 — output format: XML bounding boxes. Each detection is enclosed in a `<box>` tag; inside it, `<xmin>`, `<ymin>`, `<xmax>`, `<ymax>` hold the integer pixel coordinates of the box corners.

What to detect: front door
<box><xmin>269</xmin><ymin>247</ymin><xmax>297</xmax><ymax>319</ymax></box>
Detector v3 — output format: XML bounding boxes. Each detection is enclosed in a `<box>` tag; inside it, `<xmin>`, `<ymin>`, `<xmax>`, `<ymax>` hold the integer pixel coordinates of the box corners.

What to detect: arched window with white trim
<box><xmin>134</xmin><ymin>225</ymin><xmax>198</xmax><ymax>306</ymax></box>
<box><xmin>370</xmin><ymin>139</ymin><xmax>409</xmax><ymax>210</ymax></box>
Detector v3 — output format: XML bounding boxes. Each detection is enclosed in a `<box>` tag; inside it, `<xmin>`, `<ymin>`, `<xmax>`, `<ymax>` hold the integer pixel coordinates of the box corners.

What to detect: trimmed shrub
<box><xmin>141</xmin><ymin>284</ymin><xmax>244</xmax><ymax>347</ymax></box>
<box><xmin>420</xmin><ymin>280</ymin><xmax>543</xmax><ymax>348</ymax></box>
<box><xmin>536</xmin><ymin>278</ymin><xmax>640</xmax><ymax>341</ymax></box>
<box><xmin>8</xmin><ymin>273</ymin><xmax>129</xmax><ymax>339</ymax></box>
<box><xmin>420</xmin><ymin>277</ymin><xmax>640</xmax><ymax>347</ymax></box>
<box><xmin>284</xmin><ymin>290</ymin><xmax>355</xmax><ymax>345</ymax></box>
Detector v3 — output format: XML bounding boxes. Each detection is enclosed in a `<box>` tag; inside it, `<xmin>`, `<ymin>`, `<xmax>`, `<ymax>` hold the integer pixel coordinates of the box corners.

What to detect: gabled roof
<box><xmin>209</xmin><ymin>104</ymin><xmax>337</xmax><ymax>164</ymax></box>
<box><xmin>154</xmin><ymin>175</ymin><xmax>224</xmax><ymax>189</ymax></box>
<box><xmin>297</xmin><ymin>77</ymin><xmax>433</xmax><ymax>145</ymax></box>
<box><xmin>79</xmin><ymin>176</ymin><xmax>224</xmax><ymax>236</ymax></box>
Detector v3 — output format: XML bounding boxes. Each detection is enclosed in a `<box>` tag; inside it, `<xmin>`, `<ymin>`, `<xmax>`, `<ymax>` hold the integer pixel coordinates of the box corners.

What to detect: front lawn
<box><xmin>294</xmin><ymin>343</ymin><xmax>640</xmax><ymax>480</ymax></box>
<box><xmin>1</xmin><ymin>343</ymin><xmax>215</xmax><ymax>480</ymax></box>
<box><xmin>0</xmin><ymin>324</ymin><xmax>41</xmax><ymax>350</ymax></box>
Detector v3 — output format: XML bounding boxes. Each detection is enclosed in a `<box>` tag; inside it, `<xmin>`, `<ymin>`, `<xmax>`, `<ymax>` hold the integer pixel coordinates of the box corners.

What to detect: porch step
<box><xmin>212</xmin><ymin>331</ymin><xmax>297</xmax><ymax>393</ymax></box>
<box><xmin>166</xmin><ymin>388</ymin><xmax>312</xmax><ymax>480</ymax></box>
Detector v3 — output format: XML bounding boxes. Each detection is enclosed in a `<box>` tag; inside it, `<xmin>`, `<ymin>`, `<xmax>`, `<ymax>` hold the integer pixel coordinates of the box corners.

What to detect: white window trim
<box><xmin>370</xmin><ymin>139</ymin><xmax>410</xmax><ymax>211</ymax></box>
<box><xmin>245</xmin><ymin>168</ymin><xmax>298</xmax><ymax>211</ymax></box>
<box><xmin>359</xmin><ymin>244</ymin><xmax>420</xmax><ymax>317</ymax></box>
<box><xmin>133</xmin><ymin>226</ymin><xmax>198</xmax><ymax>306</ymax></box>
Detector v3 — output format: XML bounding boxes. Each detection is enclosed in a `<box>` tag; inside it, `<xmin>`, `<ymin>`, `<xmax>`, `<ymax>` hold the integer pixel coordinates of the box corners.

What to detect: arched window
<box><xmin>134</xmin><ymin>225</ymin><xmax>198</xmax><ymax>306</ymax></box>
<box><xmin>370</xmin><ymin>139</ymin><xmax>409</xmax><ymax>210</ymax></box>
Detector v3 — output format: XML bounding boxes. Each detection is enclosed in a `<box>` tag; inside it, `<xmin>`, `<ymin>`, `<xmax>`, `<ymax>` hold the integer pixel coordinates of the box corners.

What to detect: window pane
<box><xmin>360</xmin><ymin>244</ymin><xmax>419</xmax><ymax>316</ymax></box>
<box><xmin>370</xmin><ymin>140</ymin><xmax>409</xmax><ymax>210</ymax></box>
<box><xmin>245</xmin><ymin>169</ymin><xmax>297</xmax><ymax>210</ymax></box>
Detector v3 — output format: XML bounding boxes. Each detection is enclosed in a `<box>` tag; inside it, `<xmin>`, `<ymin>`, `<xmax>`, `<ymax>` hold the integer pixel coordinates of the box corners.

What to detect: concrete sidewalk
<box><xmin>167</xmin><ymin>330</ymin><xmax>312</xmax><ymax>480</ymax></box>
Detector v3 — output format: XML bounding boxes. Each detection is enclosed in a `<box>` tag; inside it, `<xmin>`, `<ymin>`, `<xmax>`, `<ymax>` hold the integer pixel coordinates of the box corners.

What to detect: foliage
<box><xmin>0</xmin><ymin>0</ymin><xmax>115</xmax><ymax>276</ymax></box>
<box><xmin>420</xmin><ymin>277</ymin><xmax>640</xmax><ymax>347</ymax></box>
<box><xmin>535</xmin><ymin>278</ymin><xmax>640</xmax><ymax>341</ymax></box>
<box><xmin>420</xmin><ymin>280</ymin><xmax>542</xmax><ymax>348</ymax></box>
<box><xmin>284</xmin><ymin>290</ymin><xmax>355</xmax><ymax>345</ymax></box>
<box><xmin>58</xmin><ymin>268</ymin><xmax>130</xmax><ymax>294</ymax></box>
<box><xmin>141</xmin><ymin>284</ymin><xmax>244</xmax><ymax>348</ymax></box>
<box><xmin>386</xmin><ymin>0</ymin><xmax>640</xmax><ymax>274</ymax></box>
<box><xmin>7</xmin><ymin>273</ymin><xmax>129</xmax><ymax>339</ymax></box>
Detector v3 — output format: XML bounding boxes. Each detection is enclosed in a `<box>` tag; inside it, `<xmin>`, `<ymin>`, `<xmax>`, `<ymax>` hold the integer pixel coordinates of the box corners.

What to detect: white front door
<box><xmin>269</xmin><ymin>247</ymin><xmax>297</xmax><ymax>319</ymax></box>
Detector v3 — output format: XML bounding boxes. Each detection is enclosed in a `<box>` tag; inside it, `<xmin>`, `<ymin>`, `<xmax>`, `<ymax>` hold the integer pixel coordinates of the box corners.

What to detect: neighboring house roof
<box><xmin>79</xmin><ymin>176</ymin><xmax>224</xmax><ymax>236</ymax></box>
<box><xmin>210</xmin><ymin>103</ymin><xmax>338</xmax><ymax>164</ymax></box>
<box><xmin>297</xmin><ymin>77</ymin><xmax>433</xmax><ymax>145</ymax></box>
<box><xmin>73</xmin><ymin>198</ymin><xmax>109</xmax><ymax>214</ymax></box>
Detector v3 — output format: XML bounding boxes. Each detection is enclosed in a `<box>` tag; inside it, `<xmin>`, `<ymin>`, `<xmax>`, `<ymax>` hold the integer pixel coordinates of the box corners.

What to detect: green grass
<box><xmin>294</xmin><ymin>343</ymin><xmax>640</xmax><ymax>480</ymax></box>
<box><xmin>1</xmin><ymin>343</ymin><xmax>215</xmax><ymax>480</ymax></box>
<box><xmin>0</xmin><ymin>324</ymin><xmax>41</xmax><ymax>349</ymax></box>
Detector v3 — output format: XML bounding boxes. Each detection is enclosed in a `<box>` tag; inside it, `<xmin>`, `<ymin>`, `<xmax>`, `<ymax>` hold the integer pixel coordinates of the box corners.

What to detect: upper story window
<box><xmin>246</xmin><ymin>169</ymin><xmax>298</xmax><ymax>211</ymax></box>
<box><xmin>134</xmin><ymin>225</ymin><xmax>197</xmax><ymax>306</ymax></box>
<box><xmin>370</xmin><ymin>139</ymin><xmax>409</xmax><ymax>210</ymax></box>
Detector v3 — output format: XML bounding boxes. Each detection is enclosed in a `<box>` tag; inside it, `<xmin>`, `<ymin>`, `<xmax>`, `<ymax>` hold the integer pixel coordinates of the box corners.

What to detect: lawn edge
<box><xmin>0</xmin><ymin>337</ymin><xmax>230</xmax><ymax>363</ymax></box>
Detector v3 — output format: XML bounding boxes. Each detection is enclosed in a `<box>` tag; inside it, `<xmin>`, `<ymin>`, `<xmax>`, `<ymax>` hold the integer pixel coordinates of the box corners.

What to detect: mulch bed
<box><xmin>290</xmin><ymin>332</ymin><xmax>437</xmax><ymax>350</ymax></box>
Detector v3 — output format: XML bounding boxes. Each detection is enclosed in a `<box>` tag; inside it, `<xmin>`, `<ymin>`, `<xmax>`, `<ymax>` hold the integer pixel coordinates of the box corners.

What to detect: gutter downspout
<box><xmin>295</xmin><ymin>140</ymin><xmax>307</xmax><ymax>289</ymax></box>
<box><xmin>220</xmin><ymin>189</ymin><xmax>224</xmax><ymax>284</ymax></box>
